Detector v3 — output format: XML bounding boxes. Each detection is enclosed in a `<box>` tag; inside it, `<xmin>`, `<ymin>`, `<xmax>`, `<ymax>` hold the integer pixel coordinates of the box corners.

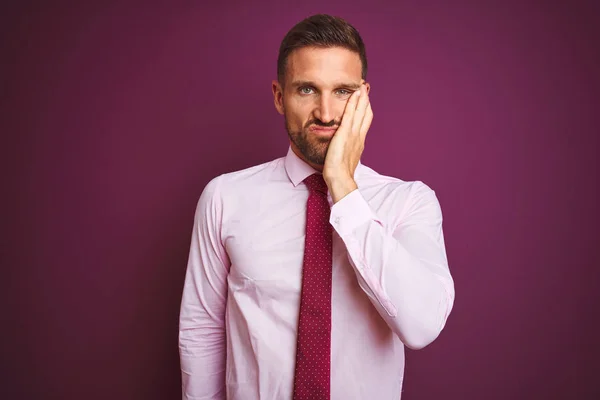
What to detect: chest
<box><xmin>222</xmin><ymin>189</ymin><xmax>349</xmax><ymax>287</ymax></box>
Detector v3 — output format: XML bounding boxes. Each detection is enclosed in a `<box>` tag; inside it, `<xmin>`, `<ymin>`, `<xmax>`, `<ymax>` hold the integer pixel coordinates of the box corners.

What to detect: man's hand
<box><xmin>323</xmin><ymin>84</ymin><xmax>373</xmax><ymax>203</ymax></box>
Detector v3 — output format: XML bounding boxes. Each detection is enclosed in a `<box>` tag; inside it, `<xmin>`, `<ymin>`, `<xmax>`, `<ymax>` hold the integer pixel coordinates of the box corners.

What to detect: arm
<box><xmin>179</xmin><ymin>176</ymin><xmax>230</xmax><ymax>399</ymax></box>
<box><xmin>330</xmin><ymin>182</ymin><xmax>455</xmax><ymax>350</ymax></box>
<box><xmin>322</xmin><ymin>85</ymin><xmax>454</xmax><ymax>350</ymax></box>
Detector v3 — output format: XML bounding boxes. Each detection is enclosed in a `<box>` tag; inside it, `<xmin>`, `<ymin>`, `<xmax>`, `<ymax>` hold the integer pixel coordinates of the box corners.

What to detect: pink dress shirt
<box><xmin>179</xmin><ymin>147</ymin><xmax>455</xmax><ymax>400</ymax></box>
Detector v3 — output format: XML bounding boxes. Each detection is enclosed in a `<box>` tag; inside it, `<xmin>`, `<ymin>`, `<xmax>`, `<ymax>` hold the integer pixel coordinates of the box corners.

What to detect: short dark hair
<box><xmin>277</xmin><ymin>14</ymin><xmax>368</xmax><ymax>85</ymax></box>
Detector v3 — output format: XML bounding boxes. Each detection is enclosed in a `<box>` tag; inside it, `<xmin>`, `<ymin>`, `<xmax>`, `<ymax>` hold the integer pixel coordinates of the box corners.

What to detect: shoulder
<box><xmin>357</xmin><ymin>164</ymin><xmax>440</xmax><ymax>217</ymax></box>
<box><xmin>198</xmin><ymin>156</ymin><xmax>285</xmax><ymax>204</ymax></box>
<box><xmin>358</xmin><ymin>164</ymin><xmax>436</xmax><ymax>199</ymax></box>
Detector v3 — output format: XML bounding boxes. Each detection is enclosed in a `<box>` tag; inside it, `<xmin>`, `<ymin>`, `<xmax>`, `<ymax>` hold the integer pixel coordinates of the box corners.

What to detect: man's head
<box><xmin>272</xmin><ymin>14</ymin><xmax>370</xmax><ymax>168</ymax></box>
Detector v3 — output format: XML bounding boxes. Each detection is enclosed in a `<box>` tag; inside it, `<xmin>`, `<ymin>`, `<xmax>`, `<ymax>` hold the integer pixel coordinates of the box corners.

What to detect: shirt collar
<box><xmin>283</xmin><ymin>145</ymin><xmax>362</xmax><ymax>187</ymax></box>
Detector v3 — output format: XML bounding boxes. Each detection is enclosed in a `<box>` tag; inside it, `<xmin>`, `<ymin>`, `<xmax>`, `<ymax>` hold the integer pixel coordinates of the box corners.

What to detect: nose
<box><xmin>313</xmin><ymin>93</ymin><xmax>335</xmax><ymax>124</ymax></box>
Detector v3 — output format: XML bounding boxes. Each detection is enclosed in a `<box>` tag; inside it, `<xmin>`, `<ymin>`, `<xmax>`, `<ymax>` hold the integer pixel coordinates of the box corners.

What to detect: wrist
<box><xmin>326</xmin><ymin>176</ymin><xmax>358</xmax><ymax>204</ymax></box>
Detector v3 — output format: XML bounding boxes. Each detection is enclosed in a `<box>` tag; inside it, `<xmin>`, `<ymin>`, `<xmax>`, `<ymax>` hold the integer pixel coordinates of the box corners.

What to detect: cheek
<box><xmin>334</xmin><ymin>97</ymin><xmax>350</xmax><ymax>115</ymax></box>
<box><xmin>284</xmin><ymin>98</ymin><xmax>314</xmax><ymax>126</ymax></box>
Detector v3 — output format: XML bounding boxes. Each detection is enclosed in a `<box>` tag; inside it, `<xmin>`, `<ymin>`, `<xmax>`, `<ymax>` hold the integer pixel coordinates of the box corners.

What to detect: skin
<box><xmin>272</xmin><ymin>46</ymin><xmax>373</xmax><ymax>204</ymax></box>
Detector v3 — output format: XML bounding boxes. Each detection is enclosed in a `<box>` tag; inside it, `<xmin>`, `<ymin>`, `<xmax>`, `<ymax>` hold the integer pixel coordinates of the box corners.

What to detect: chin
<box><xmin>305</xmin><ymin>148</ymin><xmax>328</xmax><ymax>166</ymax></box>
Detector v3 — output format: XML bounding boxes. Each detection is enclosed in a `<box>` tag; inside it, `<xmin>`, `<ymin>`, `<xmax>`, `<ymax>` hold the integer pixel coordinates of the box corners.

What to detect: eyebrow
<box><xmin>290</xmin><ymin>80</ymin><xmax>361</xmax><ymax>90</ymax></box>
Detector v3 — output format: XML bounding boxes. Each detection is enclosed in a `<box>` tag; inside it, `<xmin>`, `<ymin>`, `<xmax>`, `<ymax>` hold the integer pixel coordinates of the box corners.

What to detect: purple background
<box><xmin>2</xmin><ymin>1</ymin><xmax>599</xmax><ymax>399</ymax></box>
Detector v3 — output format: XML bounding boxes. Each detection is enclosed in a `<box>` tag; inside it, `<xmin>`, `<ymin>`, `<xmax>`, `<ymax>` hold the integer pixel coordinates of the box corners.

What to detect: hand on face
<box><xmin>322</xmin><ymin>83</ymin><xmax>373</xmax><ymax>184</ymax></box>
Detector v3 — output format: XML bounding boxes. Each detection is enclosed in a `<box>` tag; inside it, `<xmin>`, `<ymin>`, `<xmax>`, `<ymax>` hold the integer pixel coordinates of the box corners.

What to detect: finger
<box><xmin>359</xmin><ymin>102</ymin><xmax>373</xmax><ymax>143</ymax></box>
<box><xmin>352</xmin><ymin>85</ymin><xmax>369</xmax><ymax>135</ymax></box>
<box><xmin>339</xmin><ymin>89</ymin><xmax>361</xmax><ymax>133</ymax></box>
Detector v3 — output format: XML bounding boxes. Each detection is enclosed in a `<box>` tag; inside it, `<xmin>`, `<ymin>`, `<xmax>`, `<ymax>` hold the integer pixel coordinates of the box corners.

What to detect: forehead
<box><xmin>285</xmin><ymin>46</ymin><xmax>362</xmax><ymax>86</ymax></box>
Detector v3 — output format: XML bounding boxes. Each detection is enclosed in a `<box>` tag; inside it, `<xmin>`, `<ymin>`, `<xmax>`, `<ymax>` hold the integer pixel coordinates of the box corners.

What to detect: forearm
<box><xmin>179</xmin><ymin>326</ymin><xmax>226</xmax><ymax>399</ymax></box>
<box><xmin>179</xmin><ymin>260</ymin><xmax>228</xmax><ymax>399</ymax></box>
<box><xmin>331</xmin><ymin>188</ymin><xmax>454</xmax><ymax>349</ymax></box>
<box><xmin>349</xmin><ymin>227</ymin><xmax>454</xmax><ymax>349</ymax></box>
<box><xmin>179</xmin><ymin>266</ymin><xmax>228</xmax><ymax>399</ymax></box>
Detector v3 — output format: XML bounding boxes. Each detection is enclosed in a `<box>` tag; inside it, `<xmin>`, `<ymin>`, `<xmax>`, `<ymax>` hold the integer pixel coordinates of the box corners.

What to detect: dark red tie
<box><xmin>293</xmin><ymin>173</ymin><xmax>333</xmax><ymax>400</ymax></box>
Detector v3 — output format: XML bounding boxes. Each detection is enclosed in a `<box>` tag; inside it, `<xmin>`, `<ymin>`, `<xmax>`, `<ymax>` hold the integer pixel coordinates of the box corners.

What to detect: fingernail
<box><xmin>356</xmin><ymin>90</ymin><xmax>361</xmax><ymax>96</ymax></box>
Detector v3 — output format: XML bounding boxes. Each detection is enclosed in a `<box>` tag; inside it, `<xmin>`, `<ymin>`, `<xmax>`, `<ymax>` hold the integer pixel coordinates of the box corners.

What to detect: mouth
<box><xmin>309</xmin><ymin>125</ymin><xmax>338</xmax><ymax>136</ymax></box>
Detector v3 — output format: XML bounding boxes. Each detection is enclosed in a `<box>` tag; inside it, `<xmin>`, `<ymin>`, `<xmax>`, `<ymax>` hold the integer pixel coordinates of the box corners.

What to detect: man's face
<box><xmin>272</xmin><ymin>46</ymin><xmax>366</xmax><ymax>167</ymax></box>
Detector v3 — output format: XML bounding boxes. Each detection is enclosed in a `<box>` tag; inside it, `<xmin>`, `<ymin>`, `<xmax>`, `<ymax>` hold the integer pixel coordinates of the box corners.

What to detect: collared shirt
<box><xmin>179</xmin><ymin>146</ymin><xmax>455</xmax><ymax>400</ymax></box>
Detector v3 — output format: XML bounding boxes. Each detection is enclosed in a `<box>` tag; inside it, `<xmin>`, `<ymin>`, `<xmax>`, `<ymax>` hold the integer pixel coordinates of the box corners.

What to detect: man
<box><xmin>179</xmin><ymin>14</ymin><xmax>455</xmax><ymax>400</ymax></box>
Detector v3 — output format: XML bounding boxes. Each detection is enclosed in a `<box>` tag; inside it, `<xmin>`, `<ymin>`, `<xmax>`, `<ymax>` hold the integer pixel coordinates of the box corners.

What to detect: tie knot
<box><xmin>303</xmin><ymin>173</ymin><xmax>328</xmax><ymax>195</ymax></box>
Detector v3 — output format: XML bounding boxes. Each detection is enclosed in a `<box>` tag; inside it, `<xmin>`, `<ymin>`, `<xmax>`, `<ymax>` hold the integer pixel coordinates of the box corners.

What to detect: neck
<box><xmin>290</xmin><ymin>142</ymin><xmax>324</xmax><ymax>172</ymax></box>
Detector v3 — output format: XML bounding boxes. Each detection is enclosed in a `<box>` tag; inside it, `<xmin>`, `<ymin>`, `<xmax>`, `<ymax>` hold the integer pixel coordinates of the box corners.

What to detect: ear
<box><xmin>364</xmin><ymin>81</ymin><xmax>371</xmax><ymax>95</ymax></box>
<box><xmin>272</xmin><ymin>80</ymin><xmax>285</xmax><ymax>115</ymax></box>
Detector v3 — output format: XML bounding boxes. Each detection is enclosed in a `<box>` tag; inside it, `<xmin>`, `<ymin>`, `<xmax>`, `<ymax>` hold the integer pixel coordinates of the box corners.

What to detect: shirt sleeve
<box><xmin>179</xmin><ymin>175</ymin><xmax>230</xmax><ymax>399</ymax></box>
<box><xmin>330</xmin><ymin>181</ymin><xmax>455</xmax><ymax>350</ymax></box>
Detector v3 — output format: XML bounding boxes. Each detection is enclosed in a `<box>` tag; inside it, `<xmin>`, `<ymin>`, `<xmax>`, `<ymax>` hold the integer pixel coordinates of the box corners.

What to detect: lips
<box><xmin>309</xmin><ymin>126</ymin><xmax>337</xmax><ymax>133</ymax></box>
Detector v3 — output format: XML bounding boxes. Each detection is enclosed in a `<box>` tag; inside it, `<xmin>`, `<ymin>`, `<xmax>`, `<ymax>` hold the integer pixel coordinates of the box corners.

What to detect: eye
<box><xmin>336</xmin><ymin>89</ymin><xmax>352</xmax><ymax>96</ymax></box>
<box><xmin>299</xmin><ymin>87</ymin><xmax>314</xmax><ymax>95</ymax></box>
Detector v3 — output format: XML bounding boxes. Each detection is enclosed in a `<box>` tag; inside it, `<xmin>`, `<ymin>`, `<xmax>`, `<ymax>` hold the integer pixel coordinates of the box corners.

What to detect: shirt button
<box><xmin>334</xmin><ymin>217</ymin><xmax>341</xmax><ymax>225</ymax></box>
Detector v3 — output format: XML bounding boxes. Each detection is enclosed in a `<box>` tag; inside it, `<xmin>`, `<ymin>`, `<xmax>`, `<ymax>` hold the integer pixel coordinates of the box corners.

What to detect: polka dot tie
<box><xmin>293</xmin><ymin>173</ymin><xmax>333</xmax><ymax>400</ymax></box>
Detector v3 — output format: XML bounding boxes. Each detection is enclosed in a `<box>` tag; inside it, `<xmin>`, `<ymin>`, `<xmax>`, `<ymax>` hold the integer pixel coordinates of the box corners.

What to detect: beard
<box><xmin>284</xmin><ymin>114</ymin><xmax>339</xmax><ymax>165</ymax></box>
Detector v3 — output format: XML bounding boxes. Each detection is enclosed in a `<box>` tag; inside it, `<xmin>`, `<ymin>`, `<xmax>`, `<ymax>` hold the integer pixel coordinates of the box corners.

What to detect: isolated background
<box><xmin>2</xmin><ymin>1</ymin><xmax>598</xmax><ymax>399</ymax></box>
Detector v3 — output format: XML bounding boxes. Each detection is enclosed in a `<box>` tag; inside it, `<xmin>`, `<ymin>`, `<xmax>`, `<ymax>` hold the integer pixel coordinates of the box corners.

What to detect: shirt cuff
<box><xmin>329</xmin><ymin>189</ymin><xmax>382</xmax><ymax>236</ymax></box>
